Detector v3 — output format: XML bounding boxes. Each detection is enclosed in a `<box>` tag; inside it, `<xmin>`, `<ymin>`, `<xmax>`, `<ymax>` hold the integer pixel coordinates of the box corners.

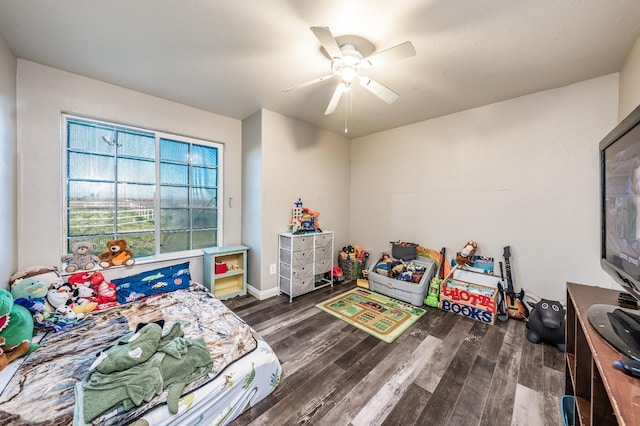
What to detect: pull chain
<box><xmin>344</xmin><ymin>88</ymin><xmax>352</xmax><ymax>134</ymax></box>
<box><xmin>344</xmin><ymin>106</ymin><xmax>348</xmax><ymax>134</ymax></box>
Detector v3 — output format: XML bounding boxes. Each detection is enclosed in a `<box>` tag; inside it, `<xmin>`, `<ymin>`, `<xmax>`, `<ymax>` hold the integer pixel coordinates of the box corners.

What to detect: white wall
<box><xmin>350</xmin><ymin>74</ymin><xmax>619</xmax><ymax>302</ymax></box>
<box><xmin>620</xmin><ymin>35</ymin><xmax>640</xmax><ymax>120</ymax></box>
<box><xmin>241</xmin><ymin>111</ymin><xmax>263</xmax><ymax>293</ymax></box>
<box><xmin>256</xmin><ymin>109</ymin><xmax>351</xmax><ymax>295</ymax></box>
<box><xmin>0</xmin><ymin>35</ymin><xmax>17</xmax><ymax>288</ymax></box>
<box><xmin>15</xmin><ymin>60</ymin><xmax>243</xmax><ymax>283</ymax></box>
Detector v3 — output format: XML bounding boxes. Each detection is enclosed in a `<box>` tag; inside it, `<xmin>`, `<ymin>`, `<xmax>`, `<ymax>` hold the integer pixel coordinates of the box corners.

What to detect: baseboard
<box><xmin>247</xmin><ymin>283</ymin><xmax>281</xmax><ymax>300</ymax></box>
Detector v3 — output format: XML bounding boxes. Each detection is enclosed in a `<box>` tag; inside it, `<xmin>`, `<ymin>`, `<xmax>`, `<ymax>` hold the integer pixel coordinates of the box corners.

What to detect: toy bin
<box><xmin>338</xmin><ymin>256</ymin><xmax>366</xmax><ymax>281</ymax></box>
<box><xmin>390</xmin><ymin>242</ymin><xmax>418</xmax><ymax>260</ymax></box>
<box><xmin>560</xmin><ymin>395</ymin><xmax>574</xmax><ymax>426</ymax></box>
<box><xmin>439</xmin><ymin>269</ymin><xmax>499</xmax><ymax>324</ymax></box>
<box><xmin>367</xmin><ymin>253</ymin><xmax>436</xmax><ymax>306</ymax></box>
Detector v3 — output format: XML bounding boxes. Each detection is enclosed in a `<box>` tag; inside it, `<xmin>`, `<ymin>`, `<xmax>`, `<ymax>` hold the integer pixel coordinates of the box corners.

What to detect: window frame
<box><xmin>61</xmin><ymin>114</ymin><xmax>224</xmax><ymax>260</ymax></box>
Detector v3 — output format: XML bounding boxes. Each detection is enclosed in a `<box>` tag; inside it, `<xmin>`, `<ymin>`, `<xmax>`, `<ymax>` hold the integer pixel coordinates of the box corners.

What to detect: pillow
<box><xmin>112</xmin><ymin>261</ymin><xmax>191</xmax><ymax>304</ymax></box>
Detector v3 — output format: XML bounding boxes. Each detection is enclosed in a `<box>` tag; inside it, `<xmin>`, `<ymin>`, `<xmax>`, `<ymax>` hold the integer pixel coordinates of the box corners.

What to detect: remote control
<box><xmin>614</xmin><ymin>357</ymin><xmax>640</xmax><ymax>378</ymax></box>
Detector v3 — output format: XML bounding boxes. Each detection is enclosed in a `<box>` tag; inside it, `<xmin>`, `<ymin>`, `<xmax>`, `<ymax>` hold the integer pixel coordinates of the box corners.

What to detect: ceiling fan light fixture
<box><xmin>331</xmin><ymin>43</ymin><xmax>363</xmax><ymax>82</ymax></box>
<box><xmin>338</xmin><ymin>66</ymin><xmax>357</xmax><ymax>82</ymax></box>
<box><xmin>341</xmin><ymin>44</ymin><xmax>362</xmax><ymax>62</ymax></box>
<box><xmin>286</xmin><ymin>27</ymin><xmax>416</xmax><ymax>116</ymax></box>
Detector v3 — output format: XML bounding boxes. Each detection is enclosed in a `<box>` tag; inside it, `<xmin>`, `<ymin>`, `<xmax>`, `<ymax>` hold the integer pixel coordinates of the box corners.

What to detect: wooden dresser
<box><xmin>565</xmin><ymin>282</ymin><xmax>640</xmax><ymax>425</ymax></box>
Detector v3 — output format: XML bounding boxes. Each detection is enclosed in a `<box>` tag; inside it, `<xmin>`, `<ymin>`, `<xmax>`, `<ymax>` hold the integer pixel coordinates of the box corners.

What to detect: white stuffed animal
<box><xmin>46</xmin><ymin>285</ymin><xmax>79</xmax><ymax>319</ymax></box>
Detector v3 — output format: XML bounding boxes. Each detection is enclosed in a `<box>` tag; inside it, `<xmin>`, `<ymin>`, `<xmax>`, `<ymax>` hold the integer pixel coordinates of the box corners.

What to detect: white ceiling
<box><xmin>1</xmin><ymin>0</ymin><xmax>640</xmax><ymax>138</ymax></box>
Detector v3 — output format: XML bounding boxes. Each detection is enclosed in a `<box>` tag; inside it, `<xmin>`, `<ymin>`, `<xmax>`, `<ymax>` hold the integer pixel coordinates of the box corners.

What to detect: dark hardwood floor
<box><xmin>223</xmin><ymin>282</ymin><xmax>565</xmax><ymax>426</ymax></box>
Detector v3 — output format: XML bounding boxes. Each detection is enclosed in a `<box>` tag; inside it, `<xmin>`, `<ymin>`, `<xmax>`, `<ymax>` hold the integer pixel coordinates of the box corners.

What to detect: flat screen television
<box><xmin>598</xmin><ymin>103</ymin><xmax>640</xmax><ymax>361</ymax></box>
<box><xmin>601</xmin><ymin>104</ymin><xmax>640</xmax><ymax>300</ymax></box>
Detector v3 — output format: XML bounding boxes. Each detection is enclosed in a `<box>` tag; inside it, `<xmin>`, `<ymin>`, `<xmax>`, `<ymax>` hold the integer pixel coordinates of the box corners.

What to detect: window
<box><xmin>63</xmin><ymin>115</ymin><xmax>222</xmax><ymax>258</ymax></box>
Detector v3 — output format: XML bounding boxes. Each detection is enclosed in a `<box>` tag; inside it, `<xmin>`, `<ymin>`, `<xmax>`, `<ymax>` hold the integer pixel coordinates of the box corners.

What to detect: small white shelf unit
<box><xmin>202</xmin><ymin>245</ymin><xmax>249</xmax><ymax>300</ymax></box>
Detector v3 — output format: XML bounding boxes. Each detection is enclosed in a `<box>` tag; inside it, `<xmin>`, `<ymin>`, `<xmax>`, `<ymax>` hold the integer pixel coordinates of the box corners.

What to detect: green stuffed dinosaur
<box><xmin>0</xmin><ymin>288</ymin><xmax>37</xmax><ymax>371</ymax></box>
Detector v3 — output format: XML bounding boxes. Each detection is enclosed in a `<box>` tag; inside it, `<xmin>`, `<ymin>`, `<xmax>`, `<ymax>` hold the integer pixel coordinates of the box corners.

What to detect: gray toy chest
<box><xmin>367</xmin><ymin>253</ymin><xmax>436</xmax><ymax>306</ymax></box>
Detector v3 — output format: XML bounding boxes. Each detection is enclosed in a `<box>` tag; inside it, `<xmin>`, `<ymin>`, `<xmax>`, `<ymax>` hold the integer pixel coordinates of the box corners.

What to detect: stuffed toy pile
<box><xmin>10</xmin><ymin>266</ymin><xmax>91</xmax><ymax>331</ymax></box>
<box><xmin>0</xmin><ymin>288</ymin><xmax>37</xmax><ymax>371</ymax></box>
<box><xmin>68</xmin><ymin>271</ymin><xmax>117</xmax><ymax>308</ymax></box>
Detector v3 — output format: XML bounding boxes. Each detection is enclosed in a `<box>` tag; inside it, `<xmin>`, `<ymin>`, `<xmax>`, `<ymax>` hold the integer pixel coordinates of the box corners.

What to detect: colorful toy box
<box><xmin>439</xmin><ymin>268</ymin><xmax>499</xmax><ymax>324</ymax></box>
<box><xmin>367</xmin><ymin>253</ymin><xmax>436</xmax><ymax>306</ymax></box>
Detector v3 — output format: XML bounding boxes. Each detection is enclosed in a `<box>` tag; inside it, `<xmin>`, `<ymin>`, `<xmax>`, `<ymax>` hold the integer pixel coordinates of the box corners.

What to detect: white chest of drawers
<box><xmin>278</xmin><ymin>231</ymin><xmax>334</xmax><ymax>301</ymax></box>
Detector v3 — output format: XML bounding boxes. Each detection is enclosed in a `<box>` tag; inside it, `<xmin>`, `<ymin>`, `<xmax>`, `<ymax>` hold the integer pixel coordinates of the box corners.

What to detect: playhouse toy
<box><xmin>289</xmin><ymin>198</ymin><xmax>321</xmax><ymax>234</ymax></box>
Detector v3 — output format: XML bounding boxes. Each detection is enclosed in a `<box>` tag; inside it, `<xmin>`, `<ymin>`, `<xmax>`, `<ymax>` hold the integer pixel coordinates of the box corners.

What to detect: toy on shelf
<box><xmin>215</xmin><ymin>261</ymin><xmax>228</xmax><ymax>274</ymax></box>
<box><xmin>325</xmin><ymin>266</ymin><xmax>344</xmax><ymax>283</ymax></box>
<box><xmin>61</xmin><ymin>241</ymin><xmax>100</xmax><ymax>273</ymax></box>
<box><xmin>289</xmin><ymin>198</ymin><xmax>321</xmax><ymax>234</ymax></box>
<box><xmin>99</xmin><ymin>239</ymin><xmax>135</xmax><ymax>268</ymax></box>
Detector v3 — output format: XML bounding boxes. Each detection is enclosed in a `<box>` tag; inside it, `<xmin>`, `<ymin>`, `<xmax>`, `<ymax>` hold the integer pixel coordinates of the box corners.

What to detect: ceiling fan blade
<box><xmin>283</xmin><ymin>74</ymin><xmax>335</xmax><ymax>92</ymax></box>
<box><xmin>325</xmin><ymin>83</ymin><xmax>346</xmax><ymax>115</ymax></box>
<box><xmin>361</xmin><ymin>41</ymin><xmax>416</xmax><ymax>69</ymax></box>
<box><xmin>359</xmin><ymin>77</ymin><xmax>399</xmax><ymax>104</ymax></box>
<box><xmin>310</xmin><ymin>26</ymin><xmax>343</xmax><ymax>60</ymax></box>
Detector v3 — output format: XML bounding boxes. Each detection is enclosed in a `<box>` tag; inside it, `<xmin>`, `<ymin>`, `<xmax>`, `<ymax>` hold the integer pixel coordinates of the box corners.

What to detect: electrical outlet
<box><xmin>270</xmin><ymin>264</ymin><xmax>276</xmax><ymax>275</ymax></box>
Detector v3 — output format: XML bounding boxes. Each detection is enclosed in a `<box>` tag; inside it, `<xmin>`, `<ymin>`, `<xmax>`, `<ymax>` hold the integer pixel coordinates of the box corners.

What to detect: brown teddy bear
<box><xmin>99</xmin><ymin>239</ymin><xmax>135</xmax><ymax>268</ymax></box>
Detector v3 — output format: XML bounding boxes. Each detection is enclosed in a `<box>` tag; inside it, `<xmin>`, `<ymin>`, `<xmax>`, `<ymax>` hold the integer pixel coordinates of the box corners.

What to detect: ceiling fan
<box><xmin>284</xmin><ymin>26</ymin><xmax>416</xmax><ymax>116</ymax></box>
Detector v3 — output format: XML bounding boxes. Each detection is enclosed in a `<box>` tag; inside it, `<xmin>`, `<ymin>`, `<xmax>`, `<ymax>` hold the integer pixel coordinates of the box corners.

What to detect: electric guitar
<box><xmin>503</xmin><ymin>246</ymin><xmax>529</xmax><ymax>320</ymax></box>
<box><xmin>496</xmin><ymin>261</ymin><xmax>509</xmax><ymax>322</ymax></box>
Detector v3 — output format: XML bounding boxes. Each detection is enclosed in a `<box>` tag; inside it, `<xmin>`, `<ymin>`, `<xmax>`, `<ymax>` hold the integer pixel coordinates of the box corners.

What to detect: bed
<box><xmin>0</xmin><ymin>278</ymin><xmax>281</xmax><ymax>426</ymax></box>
